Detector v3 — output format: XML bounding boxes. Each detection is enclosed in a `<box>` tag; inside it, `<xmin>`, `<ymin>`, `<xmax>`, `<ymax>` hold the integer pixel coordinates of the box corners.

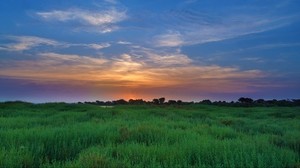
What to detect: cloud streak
<box><xmin>68</xmin><ymin>43</ymin><xmax>111</xmax><ymax>50</ymax></box>
<box><xmin>154</xmin><ymin>6</ymin><xmax>295</xmax><ymax>47</ymax></box>
<box><xmin>0</xmin><ymin>35</ymin><xmax>111</xmax><ymax>51</ymax></box>
<box><xmin>36</xmin><ymin>8</ymin><xmax>127</xmax><ymax>33</ymax></box>
<box><xmin>154</xmin><ymin>31</ymin><xmax>184</xmax><ymax>47</ymax></box>
<box><xmin>0</xmin><ymin>36</ymin><xmax>59</xmax><ymax>51</ymax></box>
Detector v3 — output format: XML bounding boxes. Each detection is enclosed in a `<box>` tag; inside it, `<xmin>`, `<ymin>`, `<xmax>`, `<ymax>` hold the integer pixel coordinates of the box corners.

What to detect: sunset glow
<box><xmin>1</xmin><ymin>0</ymin><xmax>300</xmax><ymax>102</ymax></box>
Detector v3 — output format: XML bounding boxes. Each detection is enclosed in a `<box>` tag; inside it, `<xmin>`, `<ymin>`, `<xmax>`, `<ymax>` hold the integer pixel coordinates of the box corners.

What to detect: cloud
<box><xmin>36</xmin><ymin>9</ymin><xmax>126</xmax><ymax>25</ymax></box>
<box><xmin>184</xmin><ymin>0</ymin><xmax>198</xmax><ymax>4</ymax></box>
<box><xmin>112</xmin><ymin>54</ymin><xmax>144</xmax><ymax>73</ymax></box>
<box><xmin>242</xmin><ymin>57</ymin><xmax>265</xmax><ymax>63</ymax></box>
<box><xmin>154</xmin><ymin>3</ymin><xmax>295</xmax><ymax>47</ymax></box>
<box><xmin>128</xmin><ymin>45</ymin><xmax>192</xmax><ymax>66</ymax></box>
<box><xmin>0</xmin><ymin>36</ymin><xmax>60</xmax><ymax>51</ymax></box>
<box><xmin>154</xmin><ymin>31</ymin><xmax>184</xmax><ymax>47</ymax></box>
<box><xmin>206</xmin><ymin>42</ymin><xmax>300</xmax><ymax>59</ymax></box>
<box><xmin>183</xmin><ymin>16</ymin><xmax>290</xmax><ymax>45</ymax></box>
<box><xmin>86</xmin><ymin>43</ymin><xmax>111</xmax><ymax>50</ymax></box>
<box><xmin>150</xmin><ymin>54</ymin><xmax>192</xmax><ymax>66</ymax></box>
<box><xmin>36</xmin><ymin>8</ymin><xmax>127</xmax><ymax>33</ymax></box>
<box><xmin>141</xmin><ymin>50</ymin><xmax>192</xmax><ymax>66</ymax></box>
<box><xmin>244</xmin><ymin>43</ymin><xmax>300</xmax><ymax>51</ymax></box>
<box><xmin>0</xmin><ymin>35</ymin><xmax>111</xmax><ymax>51</ymax></box>
<box><xmin>104</xmin><ymin>0</ymin><xmax>118</xmax><ymax>4</ymax></box>
<box><xmin>0</xmin><ymin>50</ymin><xmax>267</xmax><ymax>93</ymax></box>
<box><xmin>38</xmin><ymin>52</ymin><xmax>108</xmax><ymax>65</ymax></box>
<box><xmin>69</xmin><ymin>43</ymin><xmax>111</xmax><ymax>50</ymax></box>
<box><xmin>117</xmin><ymin>41</ymin><xmax>132</xmax><ymax>45</ymax></box>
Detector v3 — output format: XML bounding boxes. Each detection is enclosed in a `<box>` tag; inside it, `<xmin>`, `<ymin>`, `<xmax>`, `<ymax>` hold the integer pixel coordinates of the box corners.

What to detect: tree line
<box><xmin>82</xmin><ymin>97</ymin><xmax>300</xmax><ymax>107</ymax></box>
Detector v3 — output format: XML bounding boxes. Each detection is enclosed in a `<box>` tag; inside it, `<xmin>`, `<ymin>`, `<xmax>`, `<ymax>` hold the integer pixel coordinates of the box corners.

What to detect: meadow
<box><xmin>0</xmin><ymin>102</ymin><xmax>299</xmax><ymax>168</ymax></box>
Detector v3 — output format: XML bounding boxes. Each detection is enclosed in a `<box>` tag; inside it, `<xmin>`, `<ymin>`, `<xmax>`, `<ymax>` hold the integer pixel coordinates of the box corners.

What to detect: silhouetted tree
<box><xmin>238</xmin><ymin>97</ymin><xmax>253</xmax><ymax>104</ymax></box>
<box><xmin>238</xmin><ymin>97</ymin><xmax>245</xmax><ymax>103</ymax></box>
<box><xmin>128</xmin><ymin>99</ymin><xmax>146</xmax><ymax>105</ymax></box>
<box><xmin>201</xmin><ymin>99</ymin><xmax>212</xmax><ymax>104</ymax></box>
<box><xmin>168</xmin><ymin>100</ymin><xmax>177</xmax><ymax>105</ymax></box>
<box><xmin>159</xmin><ymin>97</ymin><xmax>165</xmax><ymax>104</ymax></box>
<box><xmin>113</xmin><ymin>99</ymin><xmax>127</xmax><ymax>105</ymax></box>
<box><xmin>129</xmin><ymin>99</ymin><xmax>134</xmax><ymax>104</ymax></box>
<box><xmin>177</xmin><ymin>100</ymin><xmax>182</xmax><ymax>105</ymax></box>
<box><xmin>255</xmin><ymin>99</ymin><xmax>265</xmax><ymax>104</ymax></box>
<box><xmin>105</xmin><ymin>101</ymin><xmax>113</xmax><ymax>105</ymax></box>
<box><xmin>292</xmin><ymin>99</ymin><xmax>300</xmax><ymax>106</ymax></box>
<box><xmin>152</xmin><ymin>99</ymin><xmax>159</xmax><ymax>105</ymax></box>
<box><xmin>82</xmin><ymin>97</ymin><xmax>300</xmax><ymax>107</ymax></box>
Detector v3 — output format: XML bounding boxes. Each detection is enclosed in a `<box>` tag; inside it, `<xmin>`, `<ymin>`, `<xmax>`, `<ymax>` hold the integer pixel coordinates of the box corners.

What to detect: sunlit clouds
<box><xmin>0</xmin><ymin>47</ymin><xmax>267</xmax><ymax>97</ymax></box>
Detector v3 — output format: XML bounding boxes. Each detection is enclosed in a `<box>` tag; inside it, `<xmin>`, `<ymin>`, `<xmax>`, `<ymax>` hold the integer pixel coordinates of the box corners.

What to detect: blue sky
<box><xmin>0</xmin><ymin>0</ymin><xmax>300</xmax><ymax>102</ymax></box>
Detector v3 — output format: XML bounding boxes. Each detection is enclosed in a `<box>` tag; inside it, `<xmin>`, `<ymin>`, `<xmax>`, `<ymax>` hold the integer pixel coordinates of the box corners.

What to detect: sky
<box><xmin>0</xmin><ymin>0</ymin><xmax>300</xmax><ymax>103</ymax></box>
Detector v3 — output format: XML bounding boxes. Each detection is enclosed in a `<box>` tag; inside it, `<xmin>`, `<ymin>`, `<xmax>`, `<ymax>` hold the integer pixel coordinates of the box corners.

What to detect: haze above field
<box><xmin>0</xmin><ymin>0</ymin><xmax>300</xmax><ymax>102</ymax></box>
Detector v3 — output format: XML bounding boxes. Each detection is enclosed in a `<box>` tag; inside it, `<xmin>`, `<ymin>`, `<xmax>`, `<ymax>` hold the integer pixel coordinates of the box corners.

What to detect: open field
<box><xmin>0</xmin><ymin>102</ymin><xmax>299</xmax><ymax>168</ymax></box>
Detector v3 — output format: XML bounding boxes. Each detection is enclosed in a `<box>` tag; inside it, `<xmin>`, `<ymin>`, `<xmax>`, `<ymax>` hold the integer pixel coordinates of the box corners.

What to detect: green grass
<box><xmin>0</xmin><ymin>102</ymin><xmax>299</xmax><ymax>167</ymax></box>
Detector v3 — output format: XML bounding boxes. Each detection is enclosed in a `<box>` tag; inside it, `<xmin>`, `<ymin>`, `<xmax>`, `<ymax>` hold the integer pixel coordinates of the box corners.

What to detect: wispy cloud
<box><xmin>0</xmin><ymin>35</ymin><xmax>111</xmax><ymax>51</ymax></box>
<box><xmin>244</xmin><ymin>43</ymin><xmax>300</xmax><ymax>51</ymax></box>
<box><xmin>0</xmin><ymin>36</ymin><xmax>60</xmax><ymax>51</ymax></box>
<box><xmin>206</xmin><ymin>42</ymin><xmax>300</xmax><ymax>59</ymax></box>
<box><xmin>184</xmin><ymin>0</ymin><xmax>198</xmax><ymax>4</ymax></box>
<box><xmin>135</xmin><ymin>49</ymin><xmax>192</xmax><ymax>66</ymax></box>
<box><xmin>117</xmin><ymin>41</ymin><xmax>132</xmax><ymax>45</ymax></box>
<box><xmin>154</xmin><ymin>5</ymin><xmax>295</xmax><ymax>47</ymax></box>
<box><xmin>36</xmin><ymin>8</ymin><xmax>127</xmax><ymax>33</ymax></box>
<box><xmin>104</xmin><ymin>0</ymin><xmax>118</xmax><ymax>4</ymax></box>
<box><xmin>86</xmin><ymin>43</ymin><xmax>111</xmax><ymax>50</ymax></box>
<box><xmin>69</xmin><ymin>43</ymin><xmax>111</xmax><ymax>50</ymax></box>
<box><xmin>38</xmin><ymin>52</ymin><xmax>108</xmax><ymax>65</ymax></box>
<box><xmin>112</xmin><ymin>54</ymin><xmax>144</xmax><ymax>73</ymax></box>
<box><xmin>241</xmin><ymin>57</ymin><xmax>265</xmax><ymax>63</ymax></box>
<box><xmin>154</xmin><ymin>31</ymin><xmax>184</xmax><ymax>47</ymax></box>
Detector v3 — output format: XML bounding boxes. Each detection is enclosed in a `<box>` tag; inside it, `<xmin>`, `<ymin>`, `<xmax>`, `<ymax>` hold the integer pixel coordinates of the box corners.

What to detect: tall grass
<box><xmin>0</xmin><ymin>102</ymin><xmax>299</xmax><ymax>167</ymax></box>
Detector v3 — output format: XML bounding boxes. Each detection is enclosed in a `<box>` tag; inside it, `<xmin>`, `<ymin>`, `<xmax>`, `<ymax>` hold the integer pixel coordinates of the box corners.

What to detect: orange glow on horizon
<box><xmin>122</xmin><ymin>93</ymin><xmax>137</xmax><ymax>100</ymax></box>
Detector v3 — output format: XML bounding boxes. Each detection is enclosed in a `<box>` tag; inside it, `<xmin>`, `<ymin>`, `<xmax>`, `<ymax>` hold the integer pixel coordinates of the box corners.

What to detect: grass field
<box><xmin>0</xmin><ymin>102</ymin><xmax>299</xmax><ymax>168</ymax></box>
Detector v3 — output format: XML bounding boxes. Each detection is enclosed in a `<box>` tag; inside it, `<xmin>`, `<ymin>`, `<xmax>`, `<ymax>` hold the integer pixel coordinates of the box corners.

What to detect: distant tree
<box><xmin>158</xmin><ymin>97</ymin><xmax>165</xmax><ymax>104</ymax></box>
<box><xmin>246</xmin><ymin>98</ymin><xmax>253</xmax><ymax>104</ymax></box>
<box><xmin>168</xmin><ymin>100</ymin><xmax>177</xmax><ymax>105</ymax></box>
<box><xmin>129</xmin><ymin>99</ymin><xmax>134</xmax><ymax>104</ymax></box>
<box><xmin>113</xmin><ymin>99</ymin><xmax>127</xmax><ymax>105</ymax></box>
<box><xmin>276</xmin><ymin>99</ymin><xmax>291</xmax><ymax>106</ymax></box>
<box><xmin>255</xmin><ymin>99</ymin><xmax>265</xmax><ymax>104</ymax></box>
<box><xmin>152</xmin><ymin>99</ymin><xmax>159</xmax><ymax>105</ymax></box>
<box><xmin>238</xmin><ymin>97</ymin><xmax>253</xmax><ymax>104</ymax></box>
<box><xmin>272</xmin><ymin>99</ymin><xmax>278</xmax><ymax>103</ymax></box>
<box><xmin>135</xmin><ymin>99</ymin><xmax>146</xmax><ymax>104</ymax></box>
<box><xmin>238</xmin><ymin>97</ymin><xmax>245</xmax><ymax>103</ymax></box>
<box><xmin>80</xmin><ymin>97</ymin><xmax>300</xmax><ymax>107</ymax></box>
<box><xmin>105</xmin><ymin>101</ymin><xmax>113</xmax><ymax>105</ymax></box>
<box><xmin>177</xmin><ymin>100</ymin><xmax>182</xmax><ymax>105</ymax></box>
<box><xmin>292</xmin><ymin>99</ymin><xmax>300</xmax><ymax>106</ymax></box>
<box><xmin>128</xmin><ymin>99</ymin><xmax>145</xmax><ymax>105</ymax></box>
<box><xmin>201</xmin><ymin>99</ymin><xmax>212</xmax><ymax>104</ymax></box>
<box><xmin>95</xmin><ymin>100</ymin><xmax>105</xmax><ymax>105</ymax></box>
